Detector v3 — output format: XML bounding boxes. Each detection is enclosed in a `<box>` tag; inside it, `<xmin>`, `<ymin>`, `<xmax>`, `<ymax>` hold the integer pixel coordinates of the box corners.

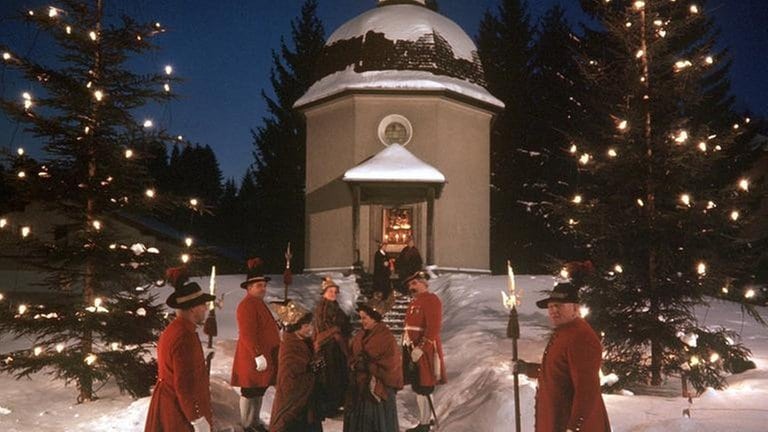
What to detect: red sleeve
<box><xmin>422</xmin><ymin>295</ymin><xmax>442</xmax><ymax>344</ymax></box>
<box><xmin>566</xmin><ymin>332</ymin><xmax>603</xmax><ymax>431</ymax></box>
<box><xmin>238</xmin><ymin>300</ymin><xmax>265</xmax><ymax>358</ymax></box>
<box><xmin>172</xmin><ymin>334</ymin><xmax>211</xmax><ymax>423</ymax></box>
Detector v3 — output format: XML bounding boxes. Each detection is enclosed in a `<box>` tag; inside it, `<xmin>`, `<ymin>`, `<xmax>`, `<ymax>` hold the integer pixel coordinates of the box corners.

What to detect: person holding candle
<box><xmin>145</xmin><ymin>267</ymin><xmax>216</xmax><ymax>432</ymax></box>
<box><xmin>514</xmin><ymin>262</ymin><xmax>611</xmax><ymax>432</ymax></box>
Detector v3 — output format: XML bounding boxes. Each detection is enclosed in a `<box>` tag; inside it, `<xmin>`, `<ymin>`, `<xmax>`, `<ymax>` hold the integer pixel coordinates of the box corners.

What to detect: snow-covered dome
<box><xmin>327</xmin><ymin>2</ymin><xmax>477</xmax><ymax>62</ymax></box>
<box><xmin>295</xmin><ymin>1</ymin><xmax>504</xmax><ymax>110</ymax></box>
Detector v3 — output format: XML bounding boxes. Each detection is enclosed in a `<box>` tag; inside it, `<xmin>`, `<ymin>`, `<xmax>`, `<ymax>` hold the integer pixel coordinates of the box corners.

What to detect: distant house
<box><xmin>0</xmin><ymin>202</ymin><xmax>240</xmax><ymax>295</ymax></box>
<box><xmin>744</xmin><ymin>133</ymin><xmax>768</xmax><ymax>242</ymax></box>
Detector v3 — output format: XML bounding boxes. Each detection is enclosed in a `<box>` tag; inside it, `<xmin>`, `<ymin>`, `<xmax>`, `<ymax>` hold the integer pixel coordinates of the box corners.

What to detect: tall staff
<box><xmin>502</xmin><ymin>261</ymin><xmax>522</xmax><ymax>432</ymax></box>
<box><xmin>283</xmin><ymin>242</ymin><xmax>293</xmax><ymax>302</ymax></box>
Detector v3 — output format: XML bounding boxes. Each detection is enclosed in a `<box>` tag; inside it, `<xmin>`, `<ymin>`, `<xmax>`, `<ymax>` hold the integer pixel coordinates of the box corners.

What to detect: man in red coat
<box><xmin>517</xmin><ymin>282</ymin><xmax>611</xmax><ymax>432</ymax></box>
<box><xmin>145</xmin><ymin>268</ymin><xmax>216</xmax><ymax>432</ymax></box>
<box><xmin>231</xmin><ymin>258</ymin><xmax>281</xmax><ymax>432</ymax></box>
<box><xmin>402</xmin><ymin>270</ymin><xmax>446</xmax><ymax>432</ymax></box>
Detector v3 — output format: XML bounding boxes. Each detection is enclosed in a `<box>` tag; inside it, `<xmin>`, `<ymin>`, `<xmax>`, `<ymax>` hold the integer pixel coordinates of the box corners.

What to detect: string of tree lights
<box><xmin>543</xmin><ymin>0</ymin><xmax>765</xmax><ymax>394</ymax></box>
<box><xmin>0</xmin><ymin>1</ymin><xmax>213</xmax><ymax>402</ymax></box>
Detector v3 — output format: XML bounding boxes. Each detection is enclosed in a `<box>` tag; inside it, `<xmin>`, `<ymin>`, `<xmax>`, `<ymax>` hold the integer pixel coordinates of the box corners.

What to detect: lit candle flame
<box><xmin>208</xmin><ymin>266</ymin><xmax>216</xmax><ymax>310</ymax></box>
<box><xmin>502</xmin><ymin>261</ymin><xmax>520</xmax><ymax>309</ymax></box>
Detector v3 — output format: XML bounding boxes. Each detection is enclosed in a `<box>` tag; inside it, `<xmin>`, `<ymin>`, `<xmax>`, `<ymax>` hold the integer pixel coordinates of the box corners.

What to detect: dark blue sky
<box><xmin>2</xmin><ymin>0</ymin><xmax>766</xmax><ymax>181</ymax></box>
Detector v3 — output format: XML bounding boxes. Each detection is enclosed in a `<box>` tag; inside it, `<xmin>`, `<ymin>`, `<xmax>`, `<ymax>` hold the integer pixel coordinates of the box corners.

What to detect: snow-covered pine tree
<box><xmin>548</xmin><ymin>0</ymin><xmax>763</xmax><ymax>392</ymax></box>
<box><xmin>250</xmin><ymin>0</ymin><xmax>325</xmax><ymax>272</ymax></box>
<box><xmin>0</xmin><ymin>0</ymin><xmax>197</xmax><ymax>402</ymax></box>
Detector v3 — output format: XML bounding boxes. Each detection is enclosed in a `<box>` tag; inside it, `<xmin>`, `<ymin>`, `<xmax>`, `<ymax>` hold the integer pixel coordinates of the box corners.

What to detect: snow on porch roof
<box><xmin>343</xmin><ymin>143</ymin><xmax>446</xmax><ymax>184</ymax></box>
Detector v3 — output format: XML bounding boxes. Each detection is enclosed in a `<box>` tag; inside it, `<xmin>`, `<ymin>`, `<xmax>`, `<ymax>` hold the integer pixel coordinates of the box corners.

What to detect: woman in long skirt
<box><xmin>313</xmin><ymin>277</ymin><xmax>352</xmax><ymax>417</ymax></box>
<box><xmin>343</xmin><ymin>300</ymin><xmax>402</xmax><ymax>432</ymax></box>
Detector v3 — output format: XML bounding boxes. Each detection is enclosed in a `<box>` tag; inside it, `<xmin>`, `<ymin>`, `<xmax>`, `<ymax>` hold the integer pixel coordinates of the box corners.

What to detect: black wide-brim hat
<box><xmin>240</xmin><ymin>274</ymin><xmax>271</xmax><ymax>289</ymax></box>
<box><xmin>166</xmin><ymin>281</ymin><xmax>216</xmax><ymax>309</ymax></box>
<box><xmin>403</xmin><ymin>270</ymin><xmax>430</xmax><ymax>285</ymax></box>
<box><xmin>536</xmin><ymin>282</ymin><xmax>580</xmax><ymax>309</ymax></box>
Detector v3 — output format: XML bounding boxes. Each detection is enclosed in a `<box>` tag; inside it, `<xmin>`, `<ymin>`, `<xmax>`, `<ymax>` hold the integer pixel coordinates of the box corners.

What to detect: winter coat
<box><xmin>313</xmin><ymin>298</ymin><xmax>351</xmax><ymax>415</ymax></box>
<box><xmin>403</xmin><ymin>291</ymin><xmax>446</xmax><ymax>387</ymax></box>
<box><xmin>231</xmin><ymin>295</ymin><xmax>281</xmax><ymax>388</ymax></box>
<box><xmin>269</xmin><ymin>332</ymin><xmax>321</xmax><ymax>432</ymax></box>
<box><xmin>348</xmin><ymin>321</ymin><xmax>404</xmax><ymax>404</ymax></box>
<box><xmin>372</xmin><ymin>249</ymin><xmax>391</xmax><ymax>294</ymax></box>
<box><xmin>145</xmin><ymin>316</ymin><xmax>212</xmax><ymax>432</ymax></box>
<box><xmin>527</xmin><ymin>317</ymin><xmax>611</xmax><ymax>432</ymax></box>
<box><xmin>395</xmin><ymin>246</ymin><xmax>422</xmax><ymax>280</ymax></box>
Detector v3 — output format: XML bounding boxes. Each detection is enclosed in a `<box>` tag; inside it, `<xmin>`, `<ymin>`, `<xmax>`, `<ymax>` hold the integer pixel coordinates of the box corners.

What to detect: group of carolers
<box><xmin>144</xmin><ymin>258</ymin><xmax>444</xmax><ymax>432</ymax></box>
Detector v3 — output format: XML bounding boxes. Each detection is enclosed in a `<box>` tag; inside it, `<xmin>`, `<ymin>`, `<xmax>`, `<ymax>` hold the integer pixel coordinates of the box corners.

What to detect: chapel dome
<box><xmin>295</xmin><ymin>1</ymin><xmax>503</xmax><ymax>110</ymax></box>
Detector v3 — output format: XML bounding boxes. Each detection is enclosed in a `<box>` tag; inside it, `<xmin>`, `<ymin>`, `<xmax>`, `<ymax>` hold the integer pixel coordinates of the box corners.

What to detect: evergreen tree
<box><xmin>549</xmin><ymin>0</ymin><xmax>763</xmax><ymax>392</ymax></box>
<box><xmin>250</xmin><ymin>0</ymin><xmax>325</xmax><ymax>272</ymax></box>
<box><xmin>237</xmin><ymin>169</ymin><xmax>260</xmax><ymax>256</ymax></box>
<box><xmin>526</xmin><ymin>5</ymin><xmax>591</xmax><ymax>265</ymax></box>
<box><xmin>477</xmin><ymin>0</ymin><xmax>541</xmax><ymax>273</ymax></box>
<box><xmin>0</xmin><ymin>1</ymin><xmax>192</xmax><ymax>401</ymax></box>
<box><xmin>165</xmin><ymin>143</ymin><xmax>222</xmax><ymax>206</ymax></box>
<box><xmin>215</xmin><ymin>177</ymin><xmax>240</xmax><ymax>247</ymax></box>
<box><xmin>145</xmin><ymin>137</ymin><xmax>169</xmax><ymax>190</ymax></box>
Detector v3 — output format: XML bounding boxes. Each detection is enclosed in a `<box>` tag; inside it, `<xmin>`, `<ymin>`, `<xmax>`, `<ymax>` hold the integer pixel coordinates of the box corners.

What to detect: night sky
<box><xmin>1</xmin><ymin>0</ymin><xmax>766</xmax><ymax>182</ymax></box>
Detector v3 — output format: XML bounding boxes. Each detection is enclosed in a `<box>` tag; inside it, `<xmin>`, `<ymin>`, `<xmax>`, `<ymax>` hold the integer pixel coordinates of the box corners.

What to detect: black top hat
<box><xmin>536</xmin><ymin>282</ymin><xmax>580</xmax><ymax>309</ymax></box>
<box><xmin>241</xmin><ymin>257</ymin><xmax>271</xmax><ymax>289</ymax></box>
<box><xmin>166</xmin><ymin>281</ymin><xmax>216</xmax><ymax>309</ymax></box>
<box><xmin>402</xmin><ymin>269</ymin><xmax>430</xmax><ymax>285</ymax></box>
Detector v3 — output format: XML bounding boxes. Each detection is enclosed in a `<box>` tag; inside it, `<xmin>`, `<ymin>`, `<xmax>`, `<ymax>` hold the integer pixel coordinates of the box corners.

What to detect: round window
<box><xmin>378</xmin><ymin>114</ymin><xmax>413</xmax><ymax>146</ymax></box>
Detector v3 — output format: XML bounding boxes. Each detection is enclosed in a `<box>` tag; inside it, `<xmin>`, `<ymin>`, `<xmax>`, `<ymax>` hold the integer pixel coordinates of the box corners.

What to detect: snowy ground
<box><xmin>1</xmin><ymin>273</ymin><xmax>766</xmax><ymax>431</ymax></box>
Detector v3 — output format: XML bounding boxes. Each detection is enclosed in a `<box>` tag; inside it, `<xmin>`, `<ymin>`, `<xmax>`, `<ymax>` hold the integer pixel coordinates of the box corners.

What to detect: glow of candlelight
<box><xmin>209</xmin><ymin>266</ymin><xmax>216</xmax><ymax>310</ymax></box>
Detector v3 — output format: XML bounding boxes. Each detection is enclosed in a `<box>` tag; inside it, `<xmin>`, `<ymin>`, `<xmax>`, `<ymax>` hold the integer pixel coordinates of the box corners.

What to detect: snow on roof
<box><xmin>328</xmin><ymin>4</ymin><xmax>477</xmax><ymax>62</ymax></box>
<box><xmin>295</xmin><ymin>67</ymin><xmax>505</xmax><ymax>109</ymax></box>
<box><xmin>343</xmin><ymin>143</ymin><xmax>446</xmax><ymax>183</ymax></box>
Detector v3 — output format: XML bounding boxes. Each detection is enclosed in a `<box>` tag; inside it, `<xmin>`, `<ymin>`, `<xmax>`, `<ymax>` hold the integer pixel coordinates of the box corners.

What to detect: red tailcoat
<box><xmin>529</xmin><ymin>318</ymin><xmax>611</xmax><ymax>432</ymax></box>
<box><xmin>404</xmin><ymin>291</ymin><xmax>446</xmax><ymax>386</ymax></box>
<box><xmin>145</xmin><ymin>317</ymin><xmax>212</xmax><ymax>432</ymax></box>
<box><xmin>231</xmin><ymin>295</ymin><xmax>281</xmax><ymax>388</ymax></box>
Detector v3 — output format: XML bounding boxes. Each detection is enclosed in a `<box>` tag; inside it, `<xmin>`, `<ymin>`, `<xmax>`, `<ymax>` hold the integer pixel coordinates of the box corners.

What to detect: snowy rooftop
<box><xmin>343</xmin><ymin>143</ymin><xmax>446</xmax><ymax>183</ymax></box>
<box><xmin>295</xmin><ymin>67</ymin><xmax>505</xmax><ymax>109</ymax></box>
<box><xmin>328</xmin><ymin>4</ymin><xmax>477</xmax><ymax>62</ymax></box>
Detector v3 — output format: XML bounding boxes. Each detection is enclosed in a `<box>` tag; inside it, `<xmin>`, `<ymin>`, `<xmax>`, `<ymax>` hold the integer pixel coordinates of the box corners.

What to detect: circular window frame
<box><xmin>378</xmin><ymin>114</ymin><xmax>413</xmax><ymax>147</ymax></box>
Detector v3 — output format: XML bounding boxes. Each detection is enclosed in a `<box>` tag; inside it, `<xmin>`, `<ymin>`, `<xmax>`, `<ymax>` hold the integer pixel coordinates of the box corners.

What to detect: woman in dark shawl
<box><xmin>343</xmin><ymin>299</ymin><xmax>403</xmax><ymax>432</ymax></box>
